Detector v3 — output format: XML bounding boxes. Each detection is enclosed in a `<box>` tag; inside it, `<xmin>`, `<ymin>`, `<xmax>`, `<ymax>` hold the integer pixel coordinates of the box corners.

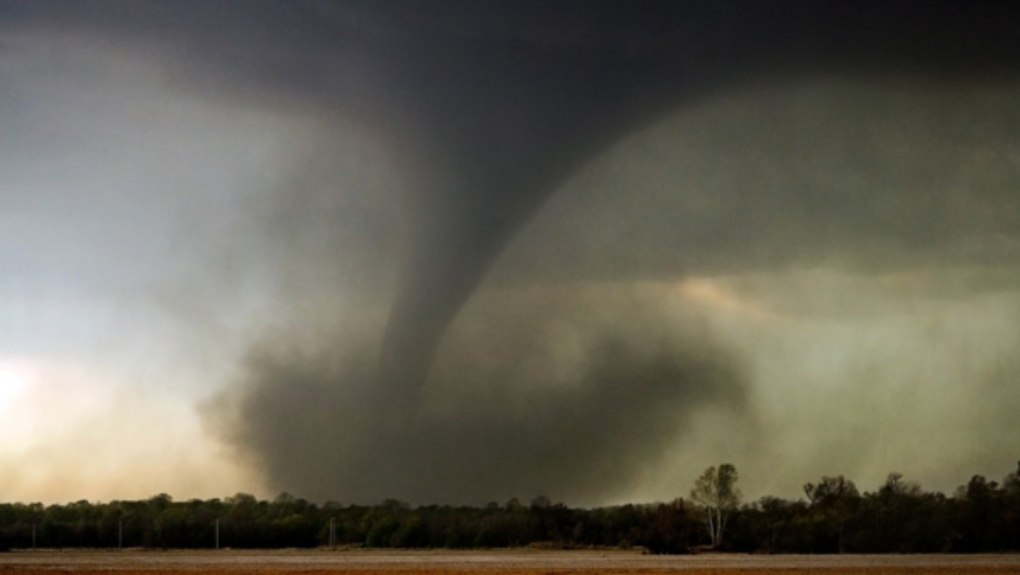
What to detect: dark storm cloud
<box><xmin>497</xmin><ymin>79</ymin><xmax>1020</xmax><ymax>282</ymax></box>
<box><xmin>7</xmin><ymin>1</ymin><xmax>1020</xmax><ymax>503</ymax></box>
<box><xmin>11</xmin><ymin>0</ymin><xmax>1020</xmax><ymax>388</ymax></box>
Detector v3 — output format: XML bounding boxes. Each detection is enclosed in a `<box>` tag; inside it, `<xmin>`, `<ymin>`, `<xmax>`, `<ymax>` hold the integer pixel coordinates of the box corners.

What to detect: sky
<box><xmin>1</xmin><ymin>1</ymin><xmax>1019</xmax><ymax>507</ymax></box>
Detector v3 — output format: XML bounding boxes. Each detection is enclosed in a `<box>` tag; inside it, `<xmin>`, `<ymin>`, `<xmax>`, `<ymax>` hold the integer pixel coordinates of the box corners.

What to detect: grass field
<box><xmin>1</xmin><ymin>550</ymin><xmax>1019</xmax><ymax>574</ymax></box>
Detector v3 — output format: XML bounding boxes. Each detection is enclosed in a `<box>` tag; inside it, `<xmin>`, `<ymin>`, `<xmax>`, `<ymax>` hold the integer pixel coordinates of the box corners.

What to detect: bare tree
<box><xmin>690</xmin><ymin>463</ymin><xmax>741</xmax><ymax>547</ymax></box>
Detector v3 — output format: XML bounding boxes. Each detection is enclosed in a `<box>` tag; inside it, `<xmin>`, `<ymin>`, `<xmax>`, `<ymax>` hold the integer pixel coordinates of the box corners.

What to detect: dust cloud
<box><xmin>206</xmin><ymin>285</ymin><xmax>750</xmax><ymax>505</ymax></box>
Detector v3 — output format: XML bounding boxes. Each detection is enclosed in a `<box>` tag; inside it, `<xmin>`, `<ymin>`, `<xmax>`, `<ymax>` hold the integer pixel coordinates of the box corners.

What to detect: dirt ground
<box><xmin>1</xmin><ymin>549</ymin><xmax>1018</xmax><ymax>574</ymax></box>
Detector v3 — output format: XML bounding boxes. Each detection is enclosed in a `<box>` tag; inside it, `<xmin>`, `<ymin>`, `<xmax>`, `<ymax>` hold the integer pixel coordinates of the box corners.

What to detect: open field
<box><xmin>1</xmin><ymin>550</ymin><xmax>1019</xmax><ymax>574</ymax></box>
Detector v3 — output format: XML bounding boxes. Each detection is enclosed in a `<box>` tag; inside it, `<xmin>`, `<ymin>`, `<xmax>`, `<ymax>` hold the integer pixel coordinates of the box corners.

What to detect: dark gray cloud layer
<box><xmin>499</xmin><ymin>80</ymin><xmax>1020</xmax><ymax>281</ymax></box>
<box><xmin>5</xmin><ymin>1</ymin><xmax>1020</xmax><ymax>504</ymax></box>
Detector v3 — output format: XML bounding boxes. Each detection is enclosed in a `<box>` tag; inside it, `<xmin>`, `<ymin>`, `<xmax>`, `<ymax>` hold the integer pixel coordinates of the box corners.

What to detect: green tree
<box><xmin>803</xmin><ymin>475</ymin><xmax>860</xmax><ymax>553</ymax></box>
<box><xmin>690</xmin><ymin>463</ymin><xmax>741</xmax><ymax>547</ymax></box>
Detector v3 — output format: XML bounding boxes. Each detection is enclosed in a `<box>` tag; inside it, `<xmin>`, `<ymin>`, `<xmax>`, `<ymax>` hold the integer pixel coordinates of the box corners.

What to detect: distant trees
<box><xmin>802</xmin><ymin>475</ymin><xmax>859</xmax><ymax>553</ymax></box>
<box><xmin>954</xmin><ymin>473</ymin><xmax>1007</xmax><ymax>552</ymax></box>
<box><xmin>689</xmin><ymin>463</ymin><xmax>741</xmax><ymax>548</ymax></box>
<box><xmin>2</xmin><ymin>460</ymin><xmax>1020</xmax><ymax>554</ymax></box>
<box><xmin>734</xmin><ymin>463</ymin><xmax>1020</xmax><ymax>554</ymax></box>
<box><xmin>0</xmin><ymin>494</ymin><xmax>699</xmax><ymax>553</ymax></box>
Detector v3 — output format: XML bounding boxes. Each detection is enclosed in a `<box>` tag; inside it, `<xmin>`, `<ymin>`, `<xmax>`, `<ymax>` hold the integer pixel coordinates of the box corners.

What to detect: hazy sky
<box><xmin>2</xmin><ymin>1</ymin><xmax>1019</xmax><ymax>506</ymax></box>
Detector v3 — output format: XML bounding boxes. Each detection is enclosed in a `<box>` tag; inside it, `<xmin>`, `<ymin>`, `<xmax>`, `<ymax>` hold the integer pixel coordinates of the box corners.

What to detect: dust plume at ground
<box><xmin>207</xmin><ymin>286</ymin><xmax>750</xmax><ymax>505</ymax></box>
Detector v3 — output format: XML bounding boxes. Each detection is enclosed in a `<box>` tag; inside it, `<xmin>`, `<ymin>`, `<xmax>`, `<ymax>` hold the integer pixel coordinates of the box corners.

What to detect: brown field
<box><xmin>1</xmin><ymin>549</ymin><xmax>1018</xmax><ymax>575</ymax></box>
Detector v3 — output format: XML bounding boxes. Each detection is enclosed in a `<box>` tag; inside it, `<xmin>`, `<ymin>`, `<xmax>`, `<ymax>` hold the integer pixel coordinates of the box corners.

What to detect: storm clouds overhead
<box><xmin>2</xmin><ymin>1</ymin><xmax>1019</xmax><ymax>505</ymax></box>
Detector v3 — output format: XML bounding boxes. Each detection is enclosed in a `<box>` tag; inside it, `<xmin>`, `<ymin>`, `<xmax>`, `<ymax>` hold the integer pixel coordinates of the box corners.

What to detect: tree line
<box><xmin>1</xmin><ymin>461</ymin><xmax>1017</xmax><ymax>553</ymax></box>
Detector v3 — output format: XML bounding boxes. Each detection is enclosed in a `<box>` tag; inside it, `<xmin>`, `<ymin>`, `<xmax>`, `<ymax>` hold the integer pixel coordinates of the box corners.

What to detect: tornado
<box><xmin>363</xmin><ymin>0</ymin><xmax>1020</xmax><ymax>419</ymax></box>
<box><xmin>371</xmin><ymin>34</ymin><xmax>690</xmax><ymax>418</ymax></box>
<box><xmin>10</xmin><ymin>0</ymin><xmax>1020</xmax><ymax>504</ymax></box>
